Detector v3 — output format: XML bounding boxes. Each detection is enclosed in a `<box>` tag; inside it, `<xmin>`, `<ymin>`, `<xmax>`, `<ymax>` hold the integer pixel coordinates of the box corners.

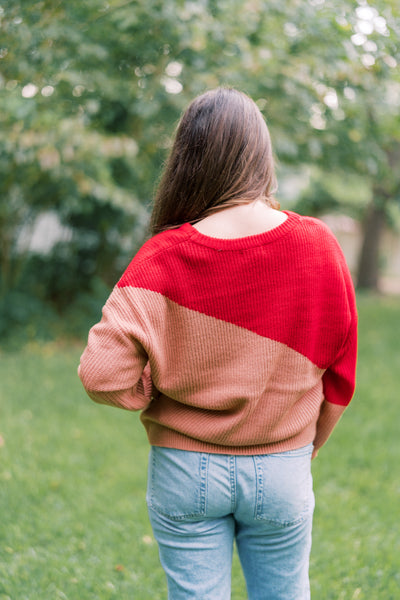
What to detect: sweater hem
<box><xmin>143</xmin><ymin>422</ymin><xmax>316</xmax><ymax>456</ymax></box>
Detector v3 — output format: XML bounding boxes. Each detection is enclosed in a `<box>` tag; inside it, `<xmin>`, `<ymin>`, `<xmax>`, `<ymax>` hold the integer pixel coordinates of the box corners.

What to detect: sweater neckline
<box><xmin>180</xmin><ymin>211</ymin><xmax>300</xmax><ymax>250</ymax></box>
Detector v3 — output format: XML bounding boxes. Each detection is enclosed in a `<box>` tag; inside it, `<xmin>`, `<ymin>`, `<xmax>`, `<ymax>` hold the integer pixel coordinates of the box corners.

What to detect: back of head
<box><xmin>150</xmin><ymin>88</ymin><xmax>277</xmax><ymax>234</ymax></box>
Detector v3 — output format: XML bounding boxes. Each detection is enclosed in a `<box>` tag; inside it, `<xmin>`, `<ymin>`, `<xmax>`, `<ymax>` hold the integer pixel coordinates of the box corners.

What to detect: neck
<box><xmin>192</xmin><ymin>199</ymin><xmax>287</xmax><ymax>239</ymax></box>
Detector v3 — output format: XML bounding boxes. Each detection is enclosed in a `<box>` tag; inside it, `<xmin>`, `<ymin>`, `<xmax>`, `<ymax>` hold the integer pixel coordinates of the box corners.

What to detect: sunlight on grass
<box><xmin>0</xmin><ymin>294</ymin><xmax>399</xmax><ymax>599</ymax></box>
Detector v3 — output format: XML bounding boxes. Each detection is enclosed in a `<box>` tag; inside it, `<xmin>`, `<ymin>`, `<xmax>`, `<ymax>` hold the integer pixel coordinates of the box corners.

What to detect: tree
<box><xmin>1</xmin><ymin>0</ymin><xmax>399</xmax><ymax>339</ymax></box>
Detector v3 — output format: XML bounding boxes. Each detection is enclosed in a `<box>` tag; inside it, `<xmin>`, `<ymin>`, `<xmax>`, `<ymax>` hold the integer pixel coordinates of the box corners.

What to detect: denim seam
<box><xmin>199</xmin><ymin>453</ymin><xmax>208</xmax><ymax>515</ymax></box>
<box><xmin>254</xmin><ymin>513</ymin><xmax>309</xmax><ymax>527</ymax></box>
<box><xmin>229</xmin><ymin>456</ymin><xmax>236</xmax><ymax>513</ymax></box>
<box><xmin>254</xmin><ymin>455</ymin><xmax>263</xmax><ymax>520</ymax></box>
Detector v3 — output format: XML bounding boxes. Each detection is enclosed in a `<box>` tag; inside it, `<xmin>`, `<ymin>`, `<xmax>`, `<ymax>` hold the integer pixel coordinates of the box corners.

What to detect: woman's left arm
<box><xmin>78</xmin><ymin>288</ymin><xmax>154</xmax><ymax>411</ymax></box>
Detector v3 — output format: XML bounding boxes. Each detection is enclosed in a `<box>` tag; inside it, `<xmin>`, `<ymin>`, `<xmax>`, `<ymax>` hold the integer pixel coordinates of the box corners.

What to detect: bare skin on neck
<box><xmin>192</xmin><ymin>199</ymin><xmax>288</xmax><ymax>239</ymax></box>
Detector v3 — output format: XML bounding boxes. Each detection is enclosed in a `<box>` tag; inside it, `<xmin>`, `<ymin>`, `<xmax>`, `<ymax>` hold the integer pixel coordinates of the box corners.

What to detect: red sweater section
<box><xmin>118</xmin><ymin>212</ymin><xmax>357</xmax><ymax>407</ymax></box>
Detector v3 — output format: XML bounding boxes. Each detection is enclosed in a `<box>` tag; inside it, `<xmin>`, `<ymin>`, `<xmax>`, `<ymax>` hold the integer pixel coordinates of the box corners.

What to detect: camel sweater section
<box><xmin>78</xmin><ymin>211</ymin><xmax>357</xmax><ymax>454</ymax></box>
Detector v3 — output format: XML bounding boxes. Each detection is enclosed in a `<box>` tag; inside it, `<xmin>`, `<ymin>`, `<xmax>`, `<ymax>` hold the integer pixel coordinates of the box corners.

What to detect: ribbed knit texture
<box><xmin>78</xmin><ymin>211</ymin><xmax>357</xmax><ymax>454</ymax></box>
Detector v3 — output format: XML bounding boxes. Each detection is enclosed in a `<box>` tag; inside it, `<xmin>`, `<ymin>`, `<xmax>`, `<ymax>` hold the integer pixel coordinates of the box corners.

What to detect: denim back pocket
<box><xmin>254</xmin><ymin>444</ymin><xmax>314</xmax><ymax>527</ymax></box>
<box><xmin>146</xmin><ymin>446</ymin><xmax>209</xmax><ymax>521</ymax></box>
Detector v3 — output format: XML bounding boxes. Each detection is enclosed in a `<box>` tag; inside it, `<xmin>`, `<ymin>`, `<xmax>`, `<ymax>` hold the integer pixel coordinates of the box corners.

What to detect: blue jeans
<box><xmin>146</xmin><ymin>444</ymin><xmax>314</xmax><ymax>599</ymax></box>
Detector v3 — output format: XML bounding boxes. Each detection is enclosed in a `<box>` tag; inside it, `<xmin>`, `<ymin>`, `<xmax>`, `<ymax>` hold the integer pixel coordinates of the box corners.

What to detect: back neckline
<box><xmin>180</xmin><ymin>211</ymin><xmax>300</xmax><ymax>250</ymax></box>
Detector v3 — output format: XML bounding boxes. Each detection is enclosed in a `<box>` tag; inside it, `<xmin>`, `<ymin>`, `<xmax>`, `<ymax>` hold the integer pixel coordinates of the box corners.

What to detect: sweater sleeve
<box><xmin>78</xmin><ymin>287</ymin><xmax>153</xmax><ymax>411</ymax></box>
<box><xmin>314</xmin><ymin>261</ymin><xmax>358</xmax><ymax>451</ymax></box>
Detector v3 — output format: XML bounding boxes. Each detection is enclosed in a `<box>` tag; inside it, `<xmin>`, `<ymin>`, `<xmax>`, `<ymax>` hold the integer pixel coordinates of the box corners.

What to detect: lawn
<box><xmin>0</xmin><ymin>294</ymin><xmax>399</xmax><ymax>599</ymax></box>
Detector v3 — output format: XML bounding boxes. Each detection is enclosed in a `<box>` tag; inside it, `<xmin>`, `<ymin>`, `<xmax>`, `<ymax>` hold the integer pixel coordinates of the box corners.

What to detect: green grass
<box><xmin>0</xmin><ymin>294</ymin><xmax>399</xmax><ymax>599</ymax></box>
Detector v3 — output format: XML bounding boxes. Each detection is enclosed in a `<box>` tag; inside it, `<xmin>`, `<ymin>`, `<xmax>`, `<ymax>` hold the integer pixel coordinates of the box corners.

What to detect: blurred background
<box><xmin>1</xmin><ymin>0</ymin><xmax>399</xmax><ymax>347</ymax></box>
<box><xmin>1</xmin><ymin>3</ymin><xmax>400</xmax><ymax>598</ymax></box>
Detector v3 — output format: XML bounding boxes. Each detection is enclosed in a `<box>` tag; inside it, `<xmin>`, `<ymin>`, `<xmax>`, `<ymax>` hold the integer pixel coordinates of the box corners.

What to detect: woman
<box><xmin>78</xmin><ymin>88</ymin><xmax>357</xmax><ymax>599</ymax></box>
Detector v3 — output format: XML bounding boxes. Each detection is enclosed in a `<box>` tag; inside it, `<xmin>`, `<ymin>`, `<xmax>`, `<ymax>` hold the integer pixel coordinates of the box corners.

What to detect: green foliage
<box><xmin>295</xmin><ymin>171</ymin><xmax>372</xmax><ymax>218</ymax></box>
<box><xmin>0</xmin><ymin>295</ymin><xmax>399</xmax><ymax>598</ymax></box>
<box><xmin>1</xmin><ymin>0</ymin><xmax>400</xmax><ymax>331</ymax></box>
<box><xmin>0</xmin><ymin>272</ymin><xmax>110</xmax><ymax>350</ymax></box>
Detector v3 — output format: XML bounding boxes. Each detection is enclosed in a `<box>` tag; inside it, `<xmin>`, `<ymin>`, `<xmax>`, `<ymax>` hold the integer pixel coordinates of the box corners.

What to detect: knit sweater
<box><xmin>78</xmin><ymin>210</ymin><xmax>357</xmax><ymax>455</ymax></box>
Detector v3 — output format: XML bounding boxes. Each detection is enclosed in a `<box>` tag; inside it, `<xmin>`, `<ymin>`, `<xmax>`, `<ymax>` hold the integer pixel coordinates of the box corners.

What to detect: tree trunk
<box><xmin>356</xmin><ymin>199</ymin><xmax>387</xmax><ymax>291</ymax></box>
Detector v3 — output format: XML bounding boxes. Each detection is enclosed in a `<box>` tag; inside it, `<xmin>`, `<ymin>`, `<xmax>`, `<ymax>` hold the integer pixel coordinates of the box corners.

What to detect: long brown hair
<box><xmin>150</xmin><ymin>87</ymin><xmax>278</xmax><ymax>235</ymax></box>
